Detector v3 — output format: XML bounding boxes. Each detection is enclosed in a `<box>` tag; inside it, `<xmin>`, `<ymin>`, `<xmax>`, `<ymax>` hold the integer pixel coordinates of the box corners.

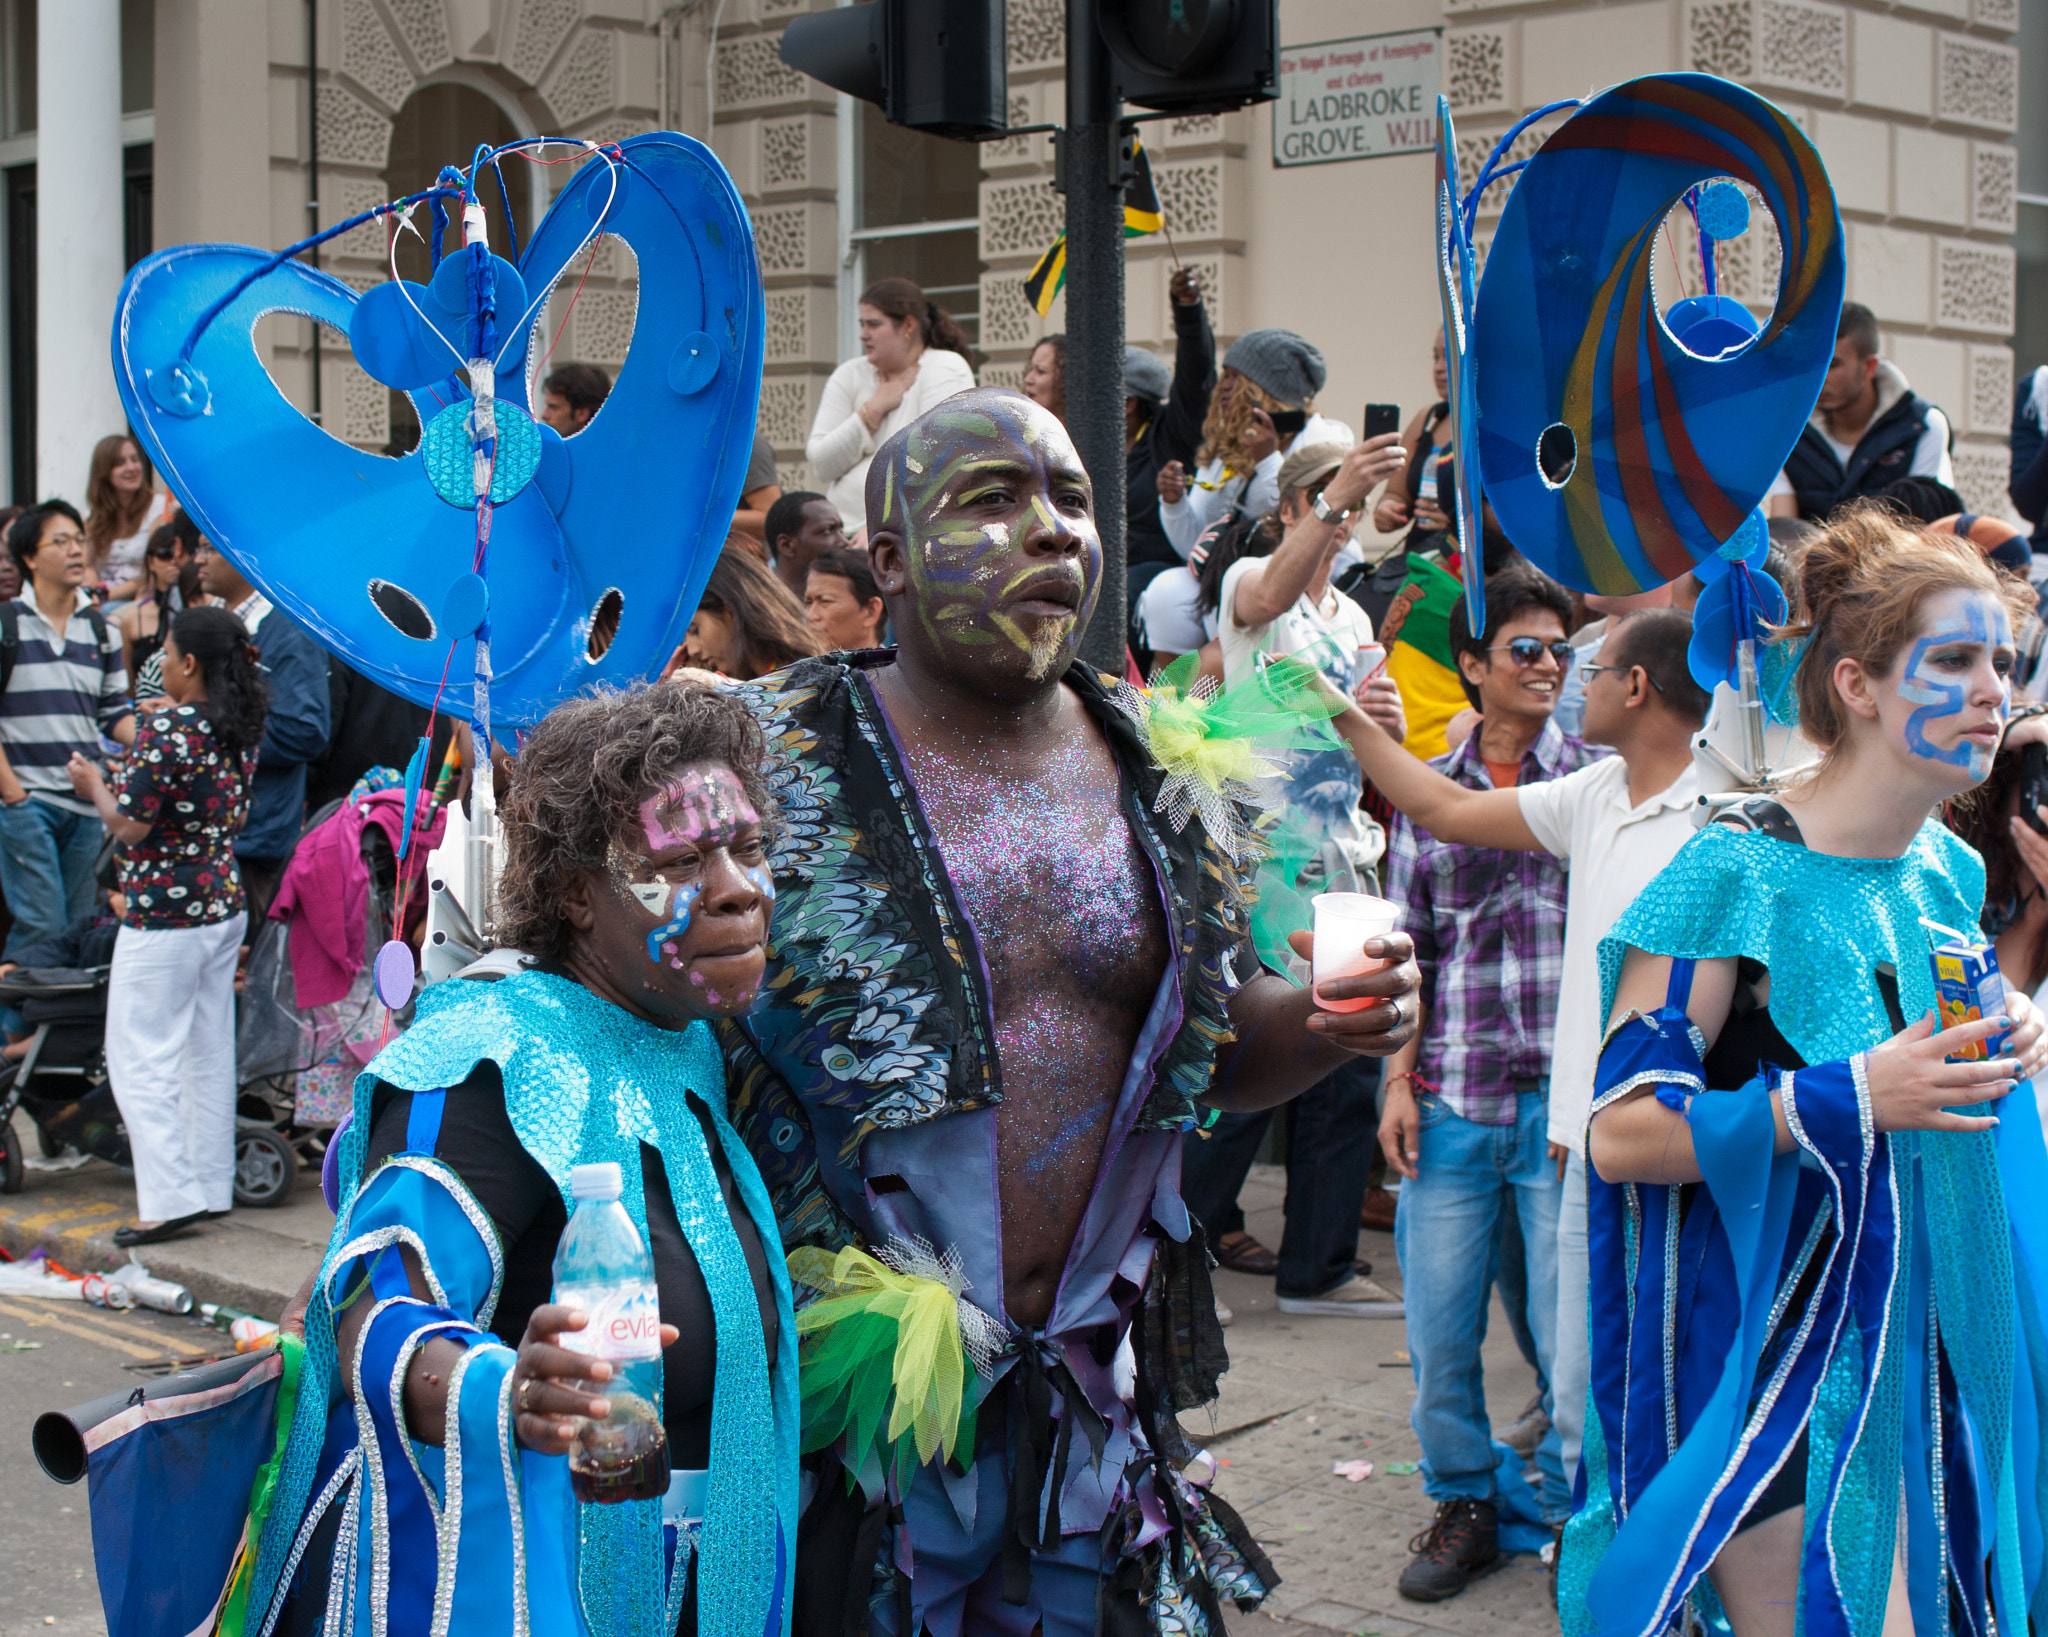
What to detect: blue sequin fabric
<box><xmin>249</xmin><ymin>970</ymin><xmax>799</xmax><ymax>1637</ymax></box>
<box><xmin>1567</xmin><ymin>819</ymin><xmax>2024</xmax><ymax>1635</ymax></box>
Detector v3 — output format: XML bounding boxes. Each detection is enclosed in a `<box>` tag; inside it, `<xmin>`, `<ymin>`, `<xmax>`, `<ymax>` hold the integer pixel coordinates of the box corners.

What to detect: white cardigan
<box><xmin>805</xmin><ymin>349</ymin><xmax>978</xmax><ymax>531</ymax></box>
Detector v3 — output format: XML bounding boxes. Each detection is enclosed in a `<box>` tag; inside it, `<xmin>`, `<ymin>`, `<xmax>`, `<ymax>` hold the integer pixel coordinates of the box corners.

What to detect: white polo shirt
<box><xmin>1518</xmin><ymin>755</ymin><xmax>1699</xmax><ymax>1153</ymax></box>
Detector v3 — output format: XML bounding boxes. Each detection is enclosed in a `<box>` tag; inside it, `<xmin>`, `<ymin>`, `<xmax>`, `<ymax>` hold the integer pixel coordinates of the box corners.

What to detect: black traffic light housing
<box><xmin>1096</xmin><ymin>0</ymin><xmax>1279</xmax><ymax>115</ymax></box>
<box><xmin>778</xmin><ymin>0</ymin><xmax>1009</xmax><ymax>141</ymax></box>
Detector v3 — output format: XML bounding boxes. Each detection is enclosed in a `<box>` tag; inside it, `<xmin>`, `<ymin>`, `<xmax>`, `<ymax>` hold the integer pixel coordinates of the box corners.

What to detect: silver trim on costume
<box><xmin>370</xmin><ymin>1155</ymin><xmax>509</xmax><ymax>1329</ymax></box>
<box><xmin>258</xmin><ymin>1449</ymin><xmax>360</xmax><ymax>1637</ymax></box>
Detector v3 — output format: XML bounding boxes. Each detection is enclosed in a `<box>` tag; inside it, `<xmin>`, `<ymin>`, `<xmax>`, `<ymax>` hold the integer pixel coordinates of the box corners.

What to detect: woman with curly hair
<box><xmin>253</xmin><ymin>684</ymin><xmax>798</xmax><ymax>1637</ymax></box>
<box><xmin>1155</xmin><ymin>328</ymin><xmax>1356</xmax><ymax>561</ymax></box>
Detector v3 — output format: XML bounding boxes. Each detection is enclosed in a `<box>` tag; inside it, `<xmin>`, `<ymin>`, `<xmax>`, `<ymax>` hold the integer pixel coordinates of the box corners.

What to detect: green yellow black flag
<box><xmin>1022</xmin><ymin>141</ymin><xmax>1163</xmax><ymax>317</ymax></box>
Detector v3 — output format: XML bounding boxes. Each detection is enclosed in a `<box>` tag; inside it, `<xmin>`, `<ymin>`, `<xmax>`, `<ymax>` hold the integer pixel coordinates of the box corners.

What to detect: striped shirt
<box><xmin>1380</xmin><ymin>717</ymin><xmax>1600</xmax><ymax>1124</ymax></box>
<box><xmin>0</xmin><ymin>592</ymin><xmax>131</xmax><ymax>815</ymax></box>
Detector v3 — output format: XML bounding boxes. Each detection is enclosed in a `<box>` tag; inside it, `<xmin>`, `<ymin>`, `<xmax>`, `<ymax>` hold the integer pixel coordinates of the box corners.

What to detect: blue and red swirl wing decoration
<box><xmin>112</xmin><ymin>132</ymin><xmax>762</xmax><ymax>727</ymax></box>
<box><xmin>1472</xmin><ymin>75</ymin><xmax>1843</xmax><ymax>596</ymax></box>
<box><xmin>1433</xmin><ymin>98</ymin><xmax>1487</xmax><ymax>634</ymax></box>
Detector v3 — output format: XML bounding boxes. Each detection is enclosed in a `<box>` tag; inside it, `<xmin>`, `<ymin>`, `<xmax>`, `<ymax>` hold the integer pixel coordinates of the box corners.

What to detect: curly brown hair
<box><xmin>1196</xmin><ymin>368</ymin><xmax>1287</xmax><ymax>472</ymax></box>
<box><xmin>495</xmin><ymin>683</ymin><xmax>779</xmax><ymax>962</ymax></box>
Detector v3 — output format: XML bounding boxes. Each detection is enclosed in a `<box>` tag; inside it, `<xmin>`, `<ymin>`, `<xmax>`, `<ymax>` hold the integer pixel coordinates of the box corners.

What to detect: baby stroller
<box><xmin>0</xmin><ymin>961</ymin><xmax>297</xmax><ymax>1202</ymax></box>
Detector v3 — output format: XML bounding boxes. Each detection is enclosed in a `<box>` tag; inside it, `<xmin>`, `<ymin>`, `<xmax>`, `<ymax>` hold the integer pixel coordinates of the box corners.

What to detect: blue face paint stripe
<box><xmin>645</xmin><ymin>882</ymin><xmax>702</xmax><ymax>964</ymax></box>
<box><xmin>1896</xmin><ymin>596</ymin><xmax>2010</xmax><ymax>778</ymax></box>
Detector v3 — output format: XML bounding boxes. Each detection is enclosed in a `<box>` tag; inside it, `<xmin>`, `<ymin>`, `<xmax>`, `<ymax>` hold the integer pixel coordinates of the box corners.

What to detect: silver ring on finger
<box><xmin>1389</xmin><ymin>997</ymin><xmax>1404</xmax><ymax>1030</ymax></box>
<box><xmin>517</xmin><ymin>1377</ymin><xmax>531</xmax><ymax>1412</ymax></box>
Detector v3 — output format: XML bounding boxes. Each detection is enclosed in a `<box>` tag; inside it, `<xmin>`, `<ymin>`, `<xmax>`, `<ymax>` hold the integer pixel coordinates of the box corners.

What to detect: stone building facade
<box><xmin>1</xmin><ymin>0</ymin><xmax>2029</xmax><ymax>525</ymax></box>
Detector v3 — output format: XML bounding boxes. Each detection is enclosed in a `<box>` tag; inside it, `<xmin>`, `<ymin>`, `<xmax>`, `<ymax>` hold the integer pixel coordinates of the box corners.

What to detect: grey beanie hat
<box><xmin>1123</xmin><ymin>345</ymin><xmax>1171</xmax><ymax>405</ymax></box>
<box><xmin>1222</xmin><ymin>328</ymin><xmax>1326</xmax><ymax>409</ymax></box>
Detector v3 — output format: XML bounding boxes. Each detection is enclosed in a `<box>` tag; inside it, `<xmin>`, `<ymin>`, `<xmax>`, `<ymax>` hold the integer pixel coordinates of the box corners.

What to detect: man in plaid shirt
<box><xmin>1377</xmin><ymin>565</ymin><xmax>1599</xmax><ymax>1602</ymax></box>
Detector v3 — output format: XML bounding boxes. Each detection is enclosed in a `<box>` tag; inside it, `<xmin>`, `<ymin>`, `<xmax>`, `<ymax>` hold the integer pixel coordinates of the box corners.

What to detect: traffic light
<box><xmin>778</xmin><ymin>0</ymin><xmax>1008</xmax><ymax>141</ymax></box>
<box><xmin>1097</xmin><ymin>0</ymin><xmax>1279</xmax><ymax>114</ymax></box>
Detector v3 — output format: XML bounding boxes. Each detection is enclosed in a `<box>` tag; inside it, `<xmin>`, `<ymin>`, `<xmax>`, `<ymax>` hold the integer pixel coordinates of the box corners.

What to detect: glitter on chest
<box><xmin>909</xmin><ymin>732</ymin><xmax>1148</xmax><ymax>962</ymax></box>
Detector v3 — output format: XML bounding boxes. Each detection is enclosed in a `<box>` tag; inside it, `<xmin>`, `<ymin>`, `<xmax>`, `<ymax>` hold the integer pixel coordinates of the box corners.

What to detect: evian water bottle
<box><xmin>553</xmin><ymin>1161</ymin><xmax>670</xmax><ymax>1503</ymax></box>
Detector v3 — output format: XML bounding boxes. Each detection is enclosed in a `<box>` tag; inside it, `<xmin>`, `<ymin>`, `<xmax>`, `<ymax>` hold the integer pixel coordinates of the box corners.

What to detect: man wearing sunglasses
<box><xmin>1351</xmin><ymin>593</ymin><xmax>1708</xmax><ymax>1604</ymax></box>
<box><xmin>1363</xmin><ymin>564</ymin><xmax>1606</xmax><ymax>1601</ymax></box>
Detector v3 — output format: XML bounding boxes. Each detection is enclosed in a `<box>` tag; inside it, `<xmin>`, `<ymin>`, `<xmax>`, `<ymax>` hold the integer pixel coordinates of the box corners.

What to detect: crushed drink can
<box><xmin>1930</xmin><ymin>935</ymin><xmax>2010</xmax><ymax>1062</ymax></box>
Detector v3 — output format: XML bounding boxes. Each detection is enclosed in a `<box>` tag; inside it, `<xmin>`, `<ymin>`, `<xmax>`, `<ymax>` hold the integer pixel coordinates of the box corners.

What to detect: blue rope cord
<box><xmin>1461</xmin><ymin>98</ymin><xmax>1582</xmax><ymax>234</ymax></box>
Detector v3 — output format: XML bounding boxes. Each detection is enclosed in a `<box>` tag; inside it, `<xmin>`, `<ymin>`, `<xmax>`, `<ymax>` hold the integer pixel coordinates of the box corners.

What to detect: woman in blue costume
<box><xmin>1560</xmin><ymin>506</ymin><xmax>2048</xmax><ymax>1637</ymax></box>
<box><xmin>246</xmin><ymin>685</ymin><xmax>799</xmax><ymax>1637</ymax></box>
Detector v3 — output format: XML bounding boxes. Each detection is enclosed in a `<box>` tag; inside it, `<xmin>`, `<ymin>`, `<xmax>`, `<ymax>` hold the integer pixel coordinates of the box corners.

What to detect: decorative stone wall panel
<box><xmin>1936</xmin><ymin>36</ymin><xmax>2018</xmax><ymax>132</ymax></box>
<box><xmin>1163</xmin><ymin>114</ymin><xmax>1222</xmax><ymax>146</ymax></box>
<box><xmin>547</xmin><ymin>28</ymin><xmax>618</xmax><ymax>129</ymax></box>
<box><xmin>1006</xmin><ymin>0</ymin><xmax>1064</xmax><ymax>71</ymax></box>
<box><xmin>761</xmin><ymin>119</ymin><xmax>808</xmax><ymax>189</ymax></box>
<box><xmin>328</xmin><ymin>174</ymin><xmax>399</xmax><ymax>261</ymax></box>
<box><xmin>1967</xmin><ymin>343</ymin><xmax>2014</xmax><ymax>435</ymax></box>
<box><xmin>752</xmin><ymin>204</ymin><xmax>811</xmax><ymax>275</ymax></box>
<box><xmin>1458</xmin><ymin>118</ymin><xmax>1562</xmax><ymax>219</ymax></box>
<box><xmin>1688</xmin><ymin>0</ymin><xmax>1753</xmax><ymax>77</ymax></box>
<box><xmin>511</xmin><ymin>0</ymin><xmax>580</xmax><ymax>87</ymax></box>
<box><xmin>1951</xmin><ymin>446</ymin><xmax>2015</xmax><ymax>521</ymax></box>
<box><xmin>341</xmin><ymin>362</ymin><xmax>389</xmax><ymax>448</ymax></box>
<box><xmin>765</xmin><ymin>290</ymin><xmax>809</xmax><ymax>363</ymax></box>
<box><xmin>982</xmin><ymin>96</ymin><xmax>1041</xmax><ymax>167</ymax></box>
<box><xmin>1936</xmin><ymin>240</ymin><xmax>2015</xmax><ymax>333</ymax></box>
<box><xmin>980</xmin><ymin>361</ymin><xmax>1025</xmax><ymax>392</ymax></box>
<box><xmin>573</xmin><ymin>289</ymin><xmax>638</xmax><ymax>365</ymax></box>
<box><xmin>1174</xmin><ymin>257</ymin><xmax>1223</xmax><ymax>341</ymax></box>
<box><xmin>717</xmin><ymin>31</ymin><xmax>810</xmax><ymax>109</ymax></box>
<box><xmin>979</xmin><ymin>179</ymin><xmax>1065</xmax><ymax>262</ymax></box>
<box><xmin>575</xmin><ymin>117</ymin><xmax>657</xmax><ymax>149</ymax></box>
<box><xmin>757</xmin><ymin>378</ymin><xmax>813</xmax><ymax>449</ymax></box>
<box><xmin>1755</xmin><ymin>0</ymin><xmax>1845</xmax><ymax>96</ymax></box>
<box><xmin>1153</xmin><ymin>161</ymin><xmax>1223</xmax><ymax>241</ymax></box>
<box><xmin>386</xmin><ymin>0</ymin><xmax>451</xmax><ymax>72</ymax></box>
<box><xmin>979</xmin><ymin>273</ymin><xmax>1041</xmax><ymax>351</ymax></box>
<box><xmin>1972</xmin><ymin>142</ymin><xmax>2018</xmax><ymax>234</ymax></box>
<box><xmin>318</xmin><ymin>85</ymin><xmax>393</xmax><ymax>168</ymax></box>
<box><xmin>1446</xmin><ymin>28</ymin><xmax>1511</xmax><ymax>116</ymax></box>
<box><xmin>1971</xmin><ymin>0</ymin><xmax>2018</xmax><ymax>31</ymax></box>
<box><xmin>341</xmin><ymin>0</ymin><xmax>415</xmax><ymax>111</ymax></box>
<box><xmin>763</xmin><ymin>0</ymin><xmax>810</xmax><ymax>14</ymax></box>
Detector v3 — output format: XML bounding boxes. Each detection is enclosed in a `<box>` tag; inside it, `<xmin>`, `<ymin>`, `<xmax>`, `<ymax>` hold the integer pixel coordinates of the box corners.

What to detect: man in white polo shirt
<box><xmin>1334</xmin><ymin>606</ymin><xmax>1705</xmax><ymax>1508</ymax></box>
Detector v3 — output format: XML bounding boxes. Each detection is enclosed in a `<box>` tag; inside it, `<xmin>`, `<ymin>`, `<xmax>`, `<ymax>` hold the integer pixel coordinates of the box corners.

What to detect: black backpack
<box><xmin>0</xmin><ymin>599</ymin><xmax>114</xmax><ymax>696</ymax></box>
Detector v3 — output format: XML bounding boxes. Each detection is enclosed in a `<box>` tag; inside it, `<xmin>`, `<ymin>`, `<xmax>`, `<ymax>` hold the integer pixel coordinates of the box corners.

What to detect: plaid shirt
<box><xmin>1381</xmin><ymin>718</ymin><xmax>1599</xmax><ymax>1123</ymax></box>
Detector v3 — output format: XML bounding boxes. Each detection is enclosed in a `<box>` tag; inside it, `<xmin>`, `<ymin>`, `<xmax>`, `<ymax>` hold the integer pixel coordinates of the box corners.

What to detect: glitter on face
<box><xmin>1894</xmin><ymin>591</ymin><xmax>2012</xmax><ymax>779</ymax></box>
<box><xmin>884</xmin><ymin>700</ymin><xmax>1170</xmax><ymax>1319</ymax></box>
<box><xmin>641</xmin><ymin>767</ymin><xmax>760</xmax><ymax>853</ymax></box>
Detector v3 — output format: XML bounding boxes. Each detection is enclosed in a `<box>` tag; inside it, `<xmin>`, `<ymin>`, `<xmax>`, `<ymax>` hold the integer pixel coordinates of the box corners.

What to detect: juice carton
<box><xmin>1928</xmin><ymin>926</ymin><xmax>2009</xmax><ymax>1062</ymax></box>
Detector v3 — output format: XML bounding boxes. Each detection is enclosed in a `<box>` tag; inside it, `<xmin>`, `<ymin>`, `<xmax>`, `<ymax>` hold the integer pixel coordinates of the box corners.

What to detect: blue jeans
<box><xmin>1180</xmin><ymin>1056</ymin><xmax>1378</xmax><ymax>1299</ymax></box>
<box><xmin>1395</xmin><ymin>1084</ymin><xmax>1569</xmax><ymax>1522</ymax></box>
<box><xmin>1553</xmin><ymin>1149</ymin><xmax>1590</xmax><ymax>1493</ymax></box>
<box><xmin>0</xmin><ymin>797</ymin><xmax>100</xmax><ymax>959</ymax></box>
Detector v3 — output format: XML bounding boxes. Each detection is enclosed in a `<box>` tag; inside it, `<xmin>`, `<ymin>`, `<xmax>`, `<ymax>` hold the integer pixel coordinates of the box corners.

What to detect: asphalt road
<box><xmin>0</xmin><ymin>1296</ymin><xmax>243</xmax><ymax>1637</ymax></box>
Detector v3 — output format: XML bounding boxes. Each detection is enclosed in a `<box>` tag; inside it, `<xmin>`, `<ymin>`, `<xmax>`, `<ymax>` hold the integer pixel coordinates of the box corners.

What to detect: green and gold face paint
<box><xmin>876</xmin><ymin>391</ymin><xmax>1101</xmax><ymax>684</ymax></box>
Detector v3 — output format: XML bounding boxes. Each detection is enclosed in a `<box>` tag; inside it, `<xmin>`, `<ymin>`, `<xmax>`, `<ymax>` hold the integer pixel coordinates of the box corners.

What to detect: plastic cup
<box><xmin>1311</xmin><ymin>892</ymin><xmax>1401</xmax><ymax>1012</ymax></box>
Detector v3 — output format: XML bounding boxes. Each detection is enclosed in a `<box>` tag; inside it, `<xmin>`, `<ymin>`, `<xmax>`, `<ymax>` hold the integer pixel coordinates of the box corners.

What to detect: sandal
<box><xmin>1214</xmin><ymin>1230</ymin><xmax>1280</xmax><ymax>1276</ymax></box>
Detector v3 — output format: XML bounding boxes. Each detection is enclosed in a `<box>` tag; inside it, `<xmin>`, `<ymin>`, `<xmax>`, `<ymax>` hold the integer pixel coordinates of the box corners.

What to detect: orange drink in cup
<box><xmin>1311</xmin><ymin>892</ymin><xmax>1401</xmax><ymax>1013</ymax></box>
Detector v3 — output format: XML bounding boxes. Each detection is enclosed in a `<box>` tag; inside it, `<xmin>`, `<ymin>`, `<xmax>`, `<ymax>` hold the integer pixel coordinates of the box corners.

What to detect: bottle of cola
<box><xmin>552</xmin><ymin>1161</ymin><xmax>669</xmax><ymax>1503</ymax></box>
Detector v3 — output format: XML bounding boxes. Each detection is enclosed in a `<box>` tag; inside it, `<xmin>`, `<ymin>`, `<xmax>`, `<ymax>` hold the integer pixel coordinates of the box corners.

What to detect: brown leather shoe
<box><xmin>1361</xmin><ymin>1186</ymin><xmax>1398</xmax><ymax>1231</ymax></box>
<box><xmin>1214</xmin><ymin>1231</ymin><xmax>1279</xmax><ymax>1276</ymax></box>
<box><xmin>1398</xmin><ymin>1498</ymin><xmax>1500</xmax><ymax>1602</ymax></box>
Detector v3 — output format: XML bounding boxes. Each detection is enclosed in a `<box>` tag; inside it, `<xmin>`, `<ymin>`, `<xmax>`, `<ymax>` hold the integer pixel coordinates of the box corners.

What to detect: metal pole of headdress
<box><xmin>461</xmin><ymin>193</ymin><xmax>499</xmax><ymax>940</ymax></box>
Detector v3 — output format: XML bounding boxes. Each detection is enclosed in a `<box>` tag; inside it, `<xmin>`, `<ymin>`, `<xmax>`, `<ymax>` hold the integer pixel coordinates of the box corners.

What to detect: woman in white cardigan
<box><xmin>806</xmin><ymin>278</ymin><xmax>976</xmax><ymax>532</ymax></box>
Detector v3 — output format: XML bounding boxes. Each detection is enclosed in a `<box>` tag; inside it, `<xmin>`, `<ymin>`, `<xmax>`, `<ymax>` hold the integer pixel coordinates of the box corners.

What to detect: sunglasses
<box><xmin>146</xmin><ymin>544</ymin><xmax>181</xmax><ymax>560</ymax></box>
<box><xmin>1488</xmin><ymin>638</ymin><xmax>1575</xmax><ymax>669</ymax></box>
<box><xmin>1578</xmin><ymin>660</ymin><xmax>1664</xmax><ymax>693</ymax></box>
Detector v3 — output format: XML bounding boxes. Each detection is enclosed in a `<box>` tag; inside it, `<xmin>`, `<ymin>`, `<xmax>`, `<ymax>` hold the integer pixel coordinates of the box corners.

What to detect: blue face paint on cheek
<box><xmin>1896</xmin><ymin>597</ymin><xmax>2007</xmax><ymax>778</ymax></box>
<box><xmin>644</xmin><ymin>882</ymin><xmax>702</xmax><ymax>966</ymax></box>
<box><xmin>745</xmin><ymin>866</ymin><xmax>776</xmax><ymax>905</ymax></box>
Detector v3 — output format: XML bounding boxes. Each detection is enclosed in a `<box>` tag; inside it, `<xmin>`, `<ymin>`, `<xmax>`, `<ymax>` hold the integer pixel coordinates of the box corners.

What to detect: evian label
<box><xmin>557</xmin><ymin>1280</ymin><xmax>662</xmax><ymax>1362</ymax></box>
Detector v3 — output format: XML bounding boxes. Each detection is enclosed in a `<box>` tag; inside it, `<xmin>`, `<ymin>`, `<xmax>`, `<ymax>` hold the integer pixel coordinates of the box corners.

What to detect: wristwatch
<box><xmin>1312</xmin><ymin>491</ymin><xmax>1352</xmax><ymax>523</ymax></box>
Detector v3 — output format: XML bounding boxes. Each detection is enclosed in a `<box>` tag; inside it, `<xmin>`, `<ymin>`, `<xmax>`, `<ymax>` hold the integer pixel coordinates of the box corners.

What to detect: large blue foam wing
<box><xmin>112</xmin><ymin>133</ymin><xmax>762</xmax><ymax>727</ymax></box>
<box><xmin>1472</xmin><ymin>75</ymin><xmax>1843</xmax><ymax>596</ymax></box>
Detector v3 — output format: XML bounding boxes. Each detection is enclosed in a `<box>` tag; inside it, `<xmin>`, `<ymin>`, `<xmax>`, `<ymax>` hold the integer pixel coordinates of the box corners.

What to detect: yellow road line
<box><xmin>0</xmin><ymin>1296</ymin><xmax>172</xmax><ymax>1360</ymax></box>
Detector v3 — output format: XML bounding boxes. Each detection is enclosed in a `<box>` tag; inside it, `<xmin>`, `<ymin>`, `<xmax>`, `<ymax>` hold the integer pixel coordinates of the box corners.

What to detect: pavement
<box><xmin>0</xmin><ymin>1139</ymin><xmax>1557</xmax><ymax>1637</ymax></box>
<box><xmin>2</xmin><ymin>1108</ymin><xmax>332</xmax><ymax>1317</ymax></box>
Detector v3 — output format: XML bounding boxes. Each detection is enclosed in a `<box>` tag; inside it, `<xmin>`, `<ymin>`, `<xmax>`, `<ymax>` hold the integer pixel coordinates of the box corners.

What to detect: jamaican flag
<box><xmin>1379</xmin><ymin>550</ymin><xmax>1470</xmax><ymax>760</ymax></box>
<box><xmin>1022</xmin><ymin>141</ymin><xmax>1164</xmax><ymax>316</ymax></box>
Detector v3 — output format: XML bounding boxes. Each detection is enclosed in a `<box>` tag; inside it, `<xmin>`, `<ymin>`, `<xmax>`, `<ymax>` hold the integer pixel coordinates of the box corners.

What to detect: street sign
<box><xmin>1272</xmin><ymin>29</ymin><xmax>1442</xmax><ymax>168</ymax></box>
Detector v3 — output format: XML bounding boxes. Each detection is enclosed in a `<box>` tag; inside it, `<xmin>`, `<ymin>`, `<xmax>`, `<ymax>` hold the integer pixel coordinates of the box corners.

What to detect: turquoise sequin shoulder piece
<box><xmin>264</xmin><ymin>972</ymin><xmax>798</xmax><ymax>1637</ymax></box>
<box><xmin>1597</xmin><ymin>818</ymin><xmax>1985</xmax><ymax>1065</ymax></box>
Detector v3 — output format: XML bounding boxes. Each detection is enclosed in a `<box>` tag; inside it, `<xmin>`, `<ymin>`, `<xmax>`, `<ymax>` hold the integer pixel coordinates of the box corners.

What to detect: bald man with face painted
<box><xmin>720</xmin><ymin>389</ymin><xmax>1421</xmax><ymax>1635</ymax></box>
